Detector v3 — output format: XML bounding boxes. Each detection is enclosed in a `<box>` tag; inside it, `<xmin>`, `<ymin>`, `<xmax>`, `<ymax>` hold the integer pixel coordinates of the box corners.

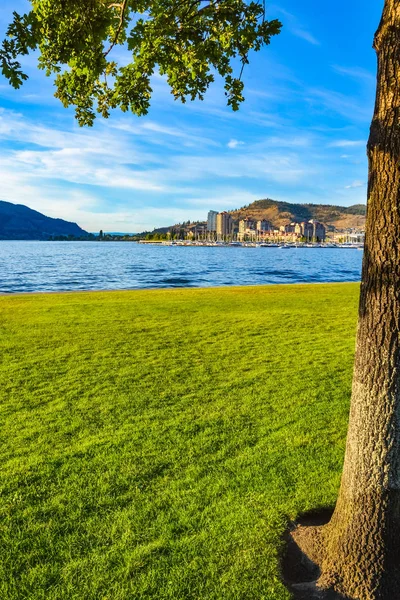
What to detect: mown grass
<box><xmin>0</xmin><ymin>283</ymin><xmax>359</xmax><ymax>600</ymax></box>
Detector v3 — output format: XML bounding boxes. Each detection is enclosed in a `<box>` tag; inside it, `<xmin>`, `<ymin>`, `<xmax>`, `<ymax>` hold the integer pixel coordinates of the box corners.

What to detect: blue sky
<box><xmin>0</xmin><ymin>1</ymin><xmax>382</xmax><ymax>232</ymax></box>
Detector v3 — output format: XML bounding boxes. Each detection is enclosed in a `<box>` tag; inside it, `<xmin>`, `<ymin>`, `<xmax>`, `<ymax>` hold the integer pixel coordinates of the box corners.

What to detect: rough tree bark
<box><xmin>292</xmin><ymin>2</ymin><xmax>400</xmax><ymax>599</ymax></box>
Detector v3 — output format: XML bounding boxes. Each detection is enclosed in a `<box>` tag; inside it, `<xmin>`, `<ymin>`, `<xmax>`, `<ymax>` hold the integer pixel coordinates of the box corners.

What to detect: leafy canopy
<box><xmin>0</xmin><ymin>0</ymin><xmax>281</xmax><ymax>125</ymax></box>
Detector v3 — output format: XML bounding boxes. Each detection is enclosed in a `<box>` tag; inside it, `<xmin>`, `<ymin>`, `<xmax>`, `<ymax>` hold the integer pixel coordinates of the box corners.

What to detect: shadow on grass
<box><xmin>281</xmin><ymin>508</ymin><xmax>349</xmax><ymax>600</ymax></box>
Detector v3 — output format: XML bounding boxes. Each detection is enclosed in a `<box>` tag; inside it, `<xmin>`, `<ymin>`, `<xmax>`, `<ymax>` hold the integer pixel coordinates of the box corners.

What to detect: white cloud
<box><xmin>345</xmin><ymin>180</ymin><xmax>366</xmax><ymax>189</ymax></box>
<box><xmin>308</xmin><ymin>88</ymin><xmax>372</xmax><ymax>122</ymax></box>
<box><xmin>291</xmin><ymin>28</ymin><xmax>320</xmax><ymax>46</ymax></box>
<box><xmin>271</xmin><ymin>7</ymin><xmax>320</xmax><ymax>45</ymax></box>
<box><xmin>163</xmin><ymin>151</ymin><xmax>312</xmax><ymax>184</ymax></box>
<box><xmin>185</xmin><ymin>190</ymin><xmax>257</xmax><ymax>209</ymax></box>
<box><xmin>5</xmin><ymin>147</ymin><xmax>166</xmax><ymax>192</ymax></box>
<box><xmin>328</xmin><ymin>139</ymin><xmax>365</xmax><ymax>148</ymax></box>
<box><xmin>0</xmin><ymin>104</ymin><xmax>317</xmax><ymax>233</ymax></box>
<box><xmin>108</xmin><ymin>118</ymin><xmax>219</xmax><ymax>149</ymax></box>
<box><xmin>90</xmin><ymin>207</ymin><xmax>209</xmax><ymax>232</ymax></box>
<box><xmin>0</xmin><ymin>168</ymin><xmax>207</xmax><ymax>231</ymax></box>
<box><xmin>0</xmin><ymin>107</ymin><xmax>316</xmax><ymax>209</ymax></box>
<box><xmin>227</xmin><ymin>139</ymin><xmax>244</xmax><ymax>149</ymax></box>
<box><xmin>0</xmin><ymin>170</ymin><xmax>100</xmax><ymax>227</ymax></box>
<box><xmin>0</xmin><ymin>108</ymin><xmax>175</xmax><ymax>193</ymax></box>
<box><xmin>263</xmin><ymin>135</ymin><xmax>312</xmax><ymax>148</ymax></box>
<box><xmin>332</xmin><ymin>65</ymin><xmax>376</xmax><ymax>84</ymax></box>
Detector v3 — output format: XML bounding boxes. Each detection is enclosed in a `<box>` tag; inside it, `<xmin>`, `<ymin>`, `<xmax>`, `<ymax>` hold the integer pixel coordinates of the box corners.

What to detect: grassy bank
<box><xmin>0</xmin><ymin>284</ymin><xmax>359</xmax><ymax>600</ymax></box>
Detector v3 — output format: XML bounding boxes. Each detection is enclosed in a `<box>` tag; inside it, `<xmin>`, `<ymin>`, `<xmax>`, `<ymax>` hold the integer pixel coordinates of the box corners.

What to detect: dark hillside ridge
<box><xmin>0</xmin><ymin>200</ymin><xmax>88</xmax><ymax>240</ymax></box>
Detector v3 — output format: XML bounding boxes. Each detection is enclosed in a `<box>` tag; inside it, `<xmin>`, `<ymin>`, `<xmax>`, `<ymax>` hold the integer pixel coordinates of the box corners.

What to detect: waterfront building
<box><xmin>294</xmin><ymin>223</ymin><xmax>302</xmax><ymax>236</ymax></box>
<box><xmin>216</xmin><ymin>212</ymin><xmax>234</xmax><ymax>239</ymax></box>
<box><xmin>294</xmin><ymin>221</ymin><xmax>313</xmax><ymax>240</ymax></box>
<box><xmin>239</xmin><ymin>218</ymin><xmax>255</xmax><ymax>233</ymax></box>
<box><xmin>334</xmin><ymin>229</ymin><xmax>365</xmax><ymax>244</ymax></box>
<box><xmin>280</xmin><ymin>223</ymin><xmax>296</xmax><ymax>233</ymax></box>
<box><xmin>293</xmin><ymin>220</ymin><xmax>326</xmax><ymax>241</ymax></box>
<box><xmin>187</xmin><ymin>223</ymin><xmax>207</xmax><ymax>240</ymax></box>
<box><xmin>303</xmin><ymin>221</ymin><xmax>314</xmax><ymax>239</ymax></box>
<box><xmin>309</xmin><ymin>219</ymin><xmax>326</xmax><ymax>241</ymax></box>
<box><xmin>207</xmin><ymin>210</ymin><xmax>218</xmax><ymax>232</ymax></box>
<box><xmin>238</xmin><ymin>218</ymin><xmax>257</xmax><ymax>241</ymax></box>
<box><xmin>257</xmin><ymin>220</ymin><xmax>273</xmax><ymax>232</ymax></box>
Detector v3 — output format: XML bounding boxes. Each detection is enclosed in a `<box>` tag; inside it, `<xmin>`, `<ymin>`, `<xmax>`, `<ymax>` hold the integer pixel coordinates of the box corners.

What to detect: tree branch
<box><xmin>104</xmin><ymin>0</ymin><xmax>128</xmax><ymax>58</ymax></box>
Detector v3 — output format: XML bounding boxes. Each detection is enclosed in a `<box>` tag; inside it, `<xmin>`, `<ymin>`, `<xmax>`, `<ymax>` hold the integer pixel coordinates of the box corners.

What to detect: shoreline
<box><xmin>0</xmin><ymin>280</ymin><xmax>360</xmax><ymax>298</ymax></box>
<box><xmin>0</xmin><ymin>240</ymin><xmax>364</xmax><ymax>249</ymax></box>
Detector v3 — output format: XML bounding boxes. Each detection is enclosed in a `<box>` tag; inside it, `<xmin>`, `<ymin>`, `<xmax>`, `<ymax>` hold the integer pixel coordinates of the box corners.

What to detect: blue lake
<box><xmin>0</xmin><ymin>241</ymin><xmax>363</xmax><ymax>294</ymax></box>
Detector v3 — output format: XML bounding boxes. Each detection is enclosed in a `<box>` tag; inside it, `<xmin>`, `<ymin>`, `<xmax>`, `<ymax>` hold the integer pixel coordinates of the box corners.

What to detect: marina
<box><xmin>139</xmin><ymin>240</ymin><xmax>364</xmax><ymax>249</ymax></box>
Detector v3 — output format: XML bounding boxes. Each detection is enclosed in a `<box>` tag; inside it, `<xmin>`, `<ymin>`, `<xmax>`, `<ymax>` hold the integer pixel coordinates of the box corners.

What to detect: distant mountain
<box><xmin>229</xmin><ymin>199</ymin><xmax>366</xmax><ymax>231</ymax></box>
<box><xmin>0</xmin><ymin>200</ymin><xmax>88</xmax><ymax>240</ymax></box>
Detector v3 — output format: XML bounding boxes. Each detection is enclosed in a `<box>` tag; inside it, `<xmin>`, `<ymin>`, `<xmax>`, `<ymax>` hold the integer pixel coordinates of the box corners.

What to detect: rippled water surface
<box><xmin>0</xmin><ymin>241</ymin><xmax>363</xmax><ymax>294</ymax></box>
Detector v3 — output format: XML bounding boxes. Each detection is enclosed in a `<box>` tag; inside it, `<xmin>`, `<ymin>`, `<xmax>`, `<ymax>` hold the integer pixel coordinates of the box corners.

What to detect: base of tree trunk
<box><xmin>281</xmin><ymin>510</ymin><xmax>350</xmax><ymax>600</ymax></box>
<box><xmin>290</xmin><ymin>525</ymin><xmax>347</xmax><ymax>598</ymax></box>
<box><xmin>284</xmin><ymin>501</ymin><xmax>400</xmax><ymax>600</ymax></box>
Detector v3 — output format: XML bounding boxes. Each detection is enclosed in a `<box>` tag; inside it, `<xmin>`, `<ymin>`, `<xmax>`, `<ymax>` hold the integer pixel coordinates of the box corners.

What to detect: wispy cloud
<box><xmin>0</xmin><ymin>109</ymin><xmax>167</xmax><ymax>192</ymax></box>
<box><xmin>328</xmin><ymin>139</ymin><xmax>366</xmax><ymax>148</ymax></box>
<box><xmin>263</xmin><ymin>135</ymin><xmax>313</xmax><ymax>148</ymax></box>
<box><xmin>345</xmin><ymin>180</ymin><xmax>366</xmax><ymax>189</ymax></box>
<box><xmin>328</xmin><ymin>140</ymin><xmax>366</xmax><ymax>148</ymax></box>
<box><xmin>227</xmin><ymin>139</ymin><xmax>244</xmax><ymax>149</ymax></box>
<box><xmin>108</xmin><ymin>118</ymin><xmax>220</xmax><ymax>149</ymax></box>
<box><xmin>185</xmin><ymin>190</ymin><xmax>257</xmax><ymax>209</ymax></box>
<box><xmin>0</xmin><ymin>107</ymin><xmax>314</xmax><ymax>189</ymax></box>
<box><xmin>164</xmin><ymin>150</ymin><xmax>313</xmax><ymax>184</ymax></box>
<box><xmin>308</xmin><ymin>88</ymin><xmax>372</xmax><ymax>122</ymax></box>
<box><xmin>271</xmin><ymin>7</ymin><xmax>320</xmax><ymax>45</ymax></box>
<box><xmin>332</xmin><ymin>65</ymin><xmax>376</xmax><ymax>84</ymax></box>
<box><xmin>0</xmin><ymin>106</ymin><xmax>319</xmax><ymax>231</ymax></box>
<box><xmin>291</xmin><ymin>27</ymin><xmax>320</xmax><ymax>46</ymax></box>
<box><xmin>4</xmin><ymin>147</ymin><xmax>166</xmax><ymax>191</ymax></box>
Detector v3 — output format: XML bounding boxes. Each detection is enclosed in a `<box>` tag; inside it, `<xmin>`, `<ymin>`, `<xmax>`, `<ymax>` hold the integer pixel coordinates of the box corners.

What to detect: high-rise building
<box><xmin>279</xmin><ymin>223</ymin><xmax>296</xmax><ymax>233</ymax></box>
<box><xmin>257</xmin><ymin>220</ymin><xmax>273</xmax><ymax>232</ymax></box>
<box><xmin>239</xmin><ymin>218</ymin><xmax>255</xmax><ymax>234</ymax></box>
<box><xmin>238</xmin><ymin>218</ymin><xmax>256</xmax><ymax>241</ymax></box>
<box><xmin>216</xmin><ymin>212</ymin><xmax>233</xmax><ymax>238</ymax></box>
<box><xmin>207</xmin><ymin>210</ymin><xmax>218</xmax><ymax>232</ymax></box>
<box><xmin>294</xmin><ymin>220</ymin><xmax>326</xmax><ymax>241</ymax></box>
<box><xmin>309</xmin><ymin>219</ymin><xmax>326</xmax><ymax>241</ymax></box>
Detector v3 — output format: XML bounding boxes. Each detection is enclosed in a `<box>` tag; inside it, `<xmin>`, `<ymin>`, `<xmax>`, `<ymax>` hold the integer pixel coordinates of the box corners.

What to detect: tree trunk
<box><xmin>293</xmin><ymin>2</ymin><xmax>400</xmax><ymax>598</ymax></box>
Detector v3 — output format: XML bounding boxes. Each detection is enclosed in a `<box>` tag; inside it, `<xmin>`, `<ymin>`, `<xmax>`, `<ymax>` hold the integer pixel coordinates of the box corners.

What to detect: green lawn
<box><xmin>0</xmin><ymin>283</ymin><xmax>359</xmax><ymax>600</ymax></box>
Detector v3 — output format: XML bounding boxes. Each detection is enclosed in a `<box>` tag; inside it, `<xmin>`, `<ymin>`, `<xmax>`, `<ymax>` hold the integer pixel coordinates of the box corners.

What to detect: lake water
<box><xmin>0</xmin><ymin>241</ymin><xmax>363</xmax><ymax>294</ymax></box>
